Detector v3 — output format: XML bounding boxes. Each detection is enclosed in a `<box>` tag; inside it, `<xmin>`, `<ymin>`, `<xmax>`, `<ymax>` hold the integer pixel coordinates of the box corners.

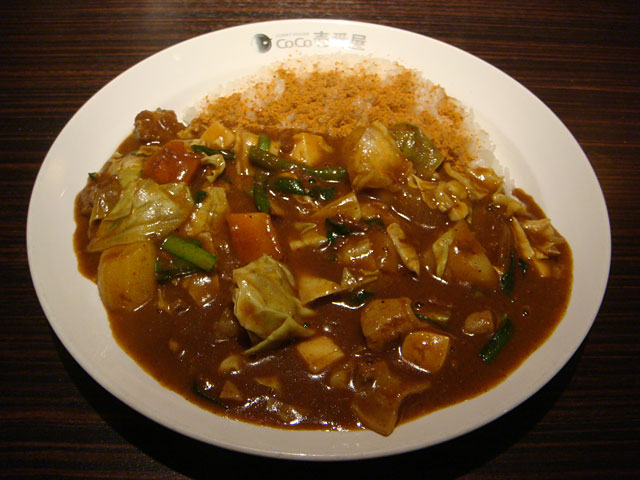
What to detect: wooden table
<box><xmin>2</xmin><ymin>1</ymin><xmax>638</xmax><ymax>478</ymax></box>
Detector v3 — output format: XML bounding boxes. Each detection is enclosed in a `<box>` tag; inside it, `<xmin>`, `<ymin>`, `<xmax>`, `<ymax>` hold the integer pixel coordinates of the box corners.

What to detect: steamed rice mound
<box><xmin>196</xmin><ymin>58</ymin><xmax>492</xmax><ymax>168</ymax></box>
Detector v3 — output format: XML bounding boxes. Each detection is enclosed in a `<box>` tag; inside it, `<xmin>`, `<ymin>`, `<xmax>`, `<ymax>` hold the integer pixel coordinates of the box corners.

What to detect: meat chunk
<box><xmin>134</xmin><ymin>109</ymin><xmax>185</xmax><ymax>144</ymax></box>
<box><xmin>360</xmin><ymin>297</ymin><xmax>418</xmax><ymax>352</ymax></box>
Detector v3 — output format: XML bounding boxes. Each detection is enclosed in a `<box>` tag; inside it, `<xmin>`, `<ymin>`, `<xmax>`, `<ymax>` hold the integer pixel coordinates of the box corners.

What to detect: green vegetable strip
<box><xmin>191</xmin><ymin>144</ymin><xmax>236</xmax><ymax>161</ymax></box>
<box><xmin>413</xmin><ymin>309</ymin><xmax>450</xmax><ymax>325</ymax></box>
<box><xmin>501</xmin><ymin>251</ymin><xmax>516</xmax><ymax>294</ymax></box>
<box><xmin>325</xmin><ymin>217</ymin><xmax>354</xmax><ymax>245</ymax></box>
<box><xmin>193</xmin><ymin>190</ymin><xmax>208</xmax><ymax>203</ymax></box>
<box><xmin>160</xmin><ymin>235</ymin><xmax>217</xmax><ymax>271</ymax></box>
<box><xmin>304</xmin><ymin>165</ymin><xmax>348</xmax><ymax>181</ymax></box>
<box><xmin>479</xmin><ymin>316</ymin><xmax>513</xmax><ymax>363</ymax></box>
<box><xmin>248</xmin><ymin>146</ymin><xmax>292</xmax><ymax>170</ymax></box>
<box><xmin>346</xmin><ymin>289</ymin><xmax>375</xmax><ymax>307</ymax></box>
<box><xmin>253</xmin><ymin>173</ymin><xmax>271</xmax><ymax>213</ymax></box>
<box><xmin>155</xmin><ymin>254</ymin><xmax>198</xmax><ymax>283</ymax></box>
<box><xmin>273</xmin><ymin>177</ymin><xmax>307</xmax><ymax>195</ymax></box>
<box><xmin>257</xmin><ymin>134</ymin><xmax>271</xmax><ymax>151</ymax></box>
<box><xmin>519</xmin><ymin>258</ymin><xmax>529</xmax><ymax>275</ymax></box>
<box><xmin>309</xmin><ymin>186</ymin><xmax>336</xmax><ymax>201</ymax></box>
<box><xmin>193</xmin><ymin>379</ymin><xmax>229</xmax><ymax>410</ymax></box>
<box><xmin>248</xmin><ymin>146</ymin><xmax>347</xmax><ymax>181</ymax></box>
<box><xmin>389</xmin><ymin>122</ymin><xmax>444</xmax><ymax>175</ymax></box>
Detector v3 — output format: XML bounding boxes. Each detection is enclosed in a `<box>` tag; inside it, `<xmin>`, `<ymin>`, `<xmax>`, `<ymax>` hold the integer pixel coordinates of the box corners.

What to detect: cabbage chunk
<box><xmin>88</xmin><ymin>178</ymin><xmax>193</xmax><ymax>252</ymax></box>
<box><xmin>432</xmin><ymin>221</ymin><xmax>499</xmax><ymax>289</ymax></box>
<box><xmin>232</xmin><ymin>255</ymin><xmax>314</xmax><ymax>354</ymax></box>
<box><xmin>351</xmin><ymin>360</ymin><xmax>430</xmax><ymax>436</ymax></box>
<box><xmin>386</xmin><ymin>223</ymin><xmax>420</xmax><ymax>275</ymax></box>
<box><xmin>342</xmin><ymin>121</ymin><xmax>411</xmax><ymax>192</ymax></box>
<box><xmin>310</xmin><ymin>192</ymin><xmax>362</xmax><ymax>221</ymax></box>
<box><xmin>180</xmin><ymin>186</ymin><xmax>229</xmax><ymax>237</ymax></box>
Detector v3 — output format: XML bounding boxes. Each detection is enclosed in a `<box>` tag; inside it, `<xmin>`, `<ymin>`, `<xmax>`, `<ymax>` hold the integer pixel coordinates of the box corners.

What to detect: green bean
<box><xmin>479</xmin><ymin>315</ymin><xmax>513</xmax><ymax>363</ymax></box>
<box><xmin>191</xmin><ymin>144</ymin><xmax>236</xmax><ymax>161</ymax></box>
<box><xmin>248</xmin><ymin>146</ymin><xmax>347</xmax><ymax>181</ymax></box>
<box><xmin>257</xmin><ymin>134</ymin><xmax>271</xmax><ymax>151</ymax></box>
<box><xmin>253</xmin><ymin>172</ymin><xmax>271</xmax><ymax>213</ymax></box>
<box><xmin>273</xmin><ymin>177</ymin><xmax>307</xmax><ymax>195</ymax></box>
<box><xmin>501</xmin><ymin>251</ymin><xmax>516</xmax><ymax>294</ymax></box>
<box><xmin>160</xmin><ymin>235</ymin><xmax>217</xmax><ymax>271</ymax></box>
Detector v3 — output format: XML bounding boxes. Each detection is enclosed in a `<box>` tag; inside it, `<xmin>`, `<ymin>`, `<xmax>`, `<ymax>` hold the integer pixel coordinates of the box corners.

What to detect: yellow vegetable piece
<box><xmin>97</xmin><ymin>241</ymin><xmax>157</xmax><ymax>311</ymax></box>
<box><xmin>289</xmin><ymin>132</ymin><xmax>334</xmax><ymax>166</ymax></box>
<box><xmin>401</xmin><ymin>330</ymin><xmax>450</xmax><ymax>373</ymax></box>
<box><xmin>296</xmin><ymin>336</ymin><xmax>344</xmax><ymax>373</ymax></box>
<box><xmin>200</xmin><ymin>119</ymin><xmax>235</xmax><ymax>148</ymax></box>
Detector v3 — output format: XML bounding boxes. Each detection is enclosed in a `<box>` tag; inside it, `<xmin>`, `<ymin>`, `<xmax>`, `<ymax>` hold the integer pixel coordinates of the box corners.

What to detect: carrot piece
<box><xmin>144</xmin><ymin>139</ymin><xmax>201</xmax><ymax>184</ymax></box>
<box><xmin>226</xmin><ymin>213</ymin><xmax>283</xmax><ymax>264</ymax></box>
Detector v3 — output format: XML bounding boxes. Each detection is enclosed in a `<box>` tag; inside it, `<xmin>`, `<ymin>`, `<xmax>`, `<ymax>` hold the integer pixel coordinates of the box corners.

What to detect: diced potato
<box><xmin>219</xmin><ymin>380</ymin><xmax>243</xmax><ymax>401</ymax></box>
<box><xmin>200</xmin><ymin>119</ymin><xmax>235</xmax><ymax>148</ymax></box>
<box><xmin>296</xmin><ymin>336</ymin><xmax>344</xmax><ymax>373</ymax></box>
<box><xmin>289</xmin><ymin>132</ymin><xmax>334</xmax><ymax>166</ymax></box>
<box><xmin>97</xmin><ymin>241</ymin><xmax>157</xmax><ymax>311</ymax></box>
<box><xmin>360</xmin><ymin>298</ymin><xmax>418</xmax><ymax>352</ymax></box>
<box><xmin>400</xmin><ymin>330</ymin><xmax>450</xmax><ymax>373</ymax></box>
<box><xmin>463</xmin><ymin>310</ymin><xmax>495</xmax><ymax>335</ymax></box>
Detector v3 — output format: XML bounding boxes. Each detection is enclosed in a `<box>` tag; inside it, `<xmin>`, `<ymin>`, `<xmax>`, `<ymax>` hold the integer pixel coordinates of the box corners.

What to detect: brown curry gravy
<box><xmin>74</xmin><ymin>126</ymin><xmax>572</xmax><ymax>432</ymax></box>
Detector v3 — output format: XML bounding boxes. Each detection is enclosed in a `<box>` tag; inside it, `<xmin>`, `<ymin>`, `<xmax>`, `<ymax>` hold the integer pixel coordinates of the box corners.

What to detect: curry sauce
<box><xmin>74</xmin><ymin>102</ymin><xmax>571</xmax><ymax>434</ymax></box>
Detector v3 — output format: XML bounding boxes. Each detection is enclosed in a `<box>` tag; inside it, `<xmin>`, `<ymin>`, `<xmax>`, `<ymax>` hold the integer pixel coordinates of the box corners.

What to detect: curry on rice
<box><xmin>74</xmin><ymin>61</ymin><xmax>572</xmax><ymax>435</ymax></box>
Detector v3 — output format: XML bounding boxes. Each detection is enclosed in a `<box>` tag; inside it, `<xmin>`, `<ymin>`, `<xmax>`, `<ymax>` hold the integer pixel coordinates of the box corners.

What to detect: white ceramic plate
<box><xmin>27</xmin><ymin>19</ymin><xmax>610</xmax><ymax>460</ymax></box>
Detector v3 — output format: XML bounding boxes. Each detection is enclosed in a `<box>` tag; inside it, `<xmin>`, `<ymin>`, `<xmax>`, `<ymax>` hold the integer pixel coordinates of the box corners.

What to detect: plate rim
<box><xmin>26</xmin><ymin>18</ymin><xmax>611</xmax><ymax>461</ymax></box>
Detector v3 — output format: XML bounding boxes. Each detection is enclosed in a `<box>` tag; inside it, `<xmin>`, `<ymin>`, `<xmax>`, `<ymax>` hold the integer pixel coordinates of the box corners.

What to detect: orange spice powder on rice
<box><xmin>196</xmin><ymin>59</ymin><xmax>485</xmax><ymax>165</ymax></box>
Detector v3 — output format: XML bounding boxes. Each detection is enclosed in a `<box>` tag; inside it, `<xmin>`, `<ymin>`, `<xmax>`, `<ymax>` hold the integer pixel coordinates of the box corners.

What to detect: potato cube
<box><xmin>290</xmin><ymin>132</ymin><xmax>334</xmax><ymax>166</ymax></box>
<box><xmin>462</xmin><ymin>310</ymin><xmax>494</xmax><ymax>336</ymax></box>
<box><xmin>360</xmin><ymin>298</ymin><xmax>418</xmax><ymax>352</ymax></box>
<box><xmin>200</xmin><ymin>119</ymin><xmax>235</xmax><ymax>148</ymax></box>
<box><xmin>296</xmin><ymin>336</ymin><xmax>344</xmax><ymax>373</ymax></box>
<box><xmin>401</xmin><ymin>330</ymin><xmax>450</xmax><ymax>373</ymax></box>
<box><xmin>97</xmin><ymin>241</ymin><xmax>157</xmax><ymax>311</ymax></box>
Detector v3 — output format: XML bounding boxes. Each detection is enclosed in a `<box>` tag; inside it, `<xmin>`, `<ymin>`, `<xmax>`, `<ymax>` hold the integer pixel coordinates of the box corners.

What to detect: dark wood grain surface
<box><xmin>2</xmin><ymin>1</ymin><xmax>638</xmax><ymax>478</ymax></box>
